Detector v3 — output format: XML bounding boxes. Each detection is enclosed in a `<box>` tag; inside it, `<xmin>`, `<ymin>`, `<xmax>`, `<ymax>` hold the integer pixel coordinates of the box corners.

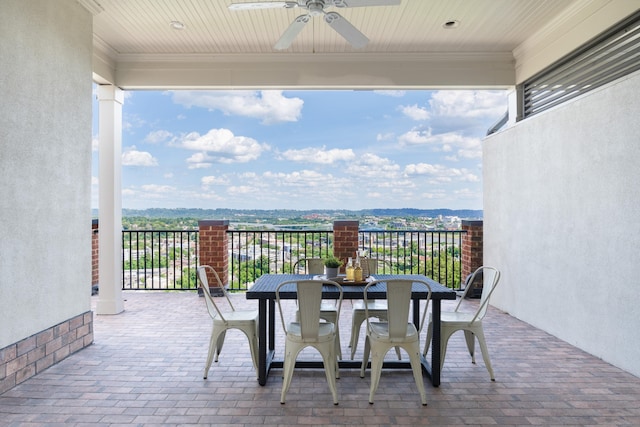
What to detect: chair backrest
<box><xmin>293</xmin><ymin>258</ymin><xmax>324</xmax><ymax>275</ymax></box>
<box><xmin>197</xmin><ymin>265</ymin><xmax>234</xmax><ymax>323</ymax></box>
<box><xmin>361</xmin><ymin>257</ymin><xmax>391</xmax><ymax>276</ymax></box>
<box><xmin>456</xmin><ymin>266</ymin><xmax>501</xmax><ymax>323</ymax></box>
<box><xmin>364</xmin><ymin>279</ymin><xmax>432</xmax><ymax>338</ymax></box>
<box><xmin>276</xmin><ymin>279</ymin><xmax>343</xmax><ymax>340</ymax></box>
<box><xmin>362</xmin><ymin>257</ymin><xmax>377</xmax><ymax>278</ymax></box>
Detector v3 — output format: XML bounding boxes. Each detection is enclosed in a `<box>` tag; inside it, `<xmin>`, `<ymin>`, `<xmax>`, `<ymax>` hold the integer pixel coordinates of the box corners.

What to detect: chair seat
<box><xmin>213</xmin><ymin>309</ymin><xmax>258</xmax><ymax>324</ymax></box>
<box><xmin>352</xmin><ymin>300</ymin><xmax>388</xmax><ymax>311</ymax></box>
<box><xmin>287</xmin><ymin>322</ymin><xmax>336</xmax><ymax>343</ymax></box>
<box><xmin>440</xmin><ymin>311</ymin><xmax>477</xmax><ymax>324</ymax></box>
<box><xmin>368</xmin><ymin>321</ymin><xmax>419</xmax><ymax>342</ymax></box>
<box><xmin>321</xmin><ymin>302</ymin><xmax>339</xmax><ymax>312</ymax></box>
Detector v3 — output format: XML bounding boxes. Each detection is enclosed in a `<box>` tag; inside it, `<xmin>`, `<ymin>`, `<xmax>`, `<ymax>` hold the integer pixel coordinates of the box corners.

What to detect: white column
<box><xmin>96</xmin><ymin>85</ymin><xmax>124</xmax><ymax>315</ymax></box>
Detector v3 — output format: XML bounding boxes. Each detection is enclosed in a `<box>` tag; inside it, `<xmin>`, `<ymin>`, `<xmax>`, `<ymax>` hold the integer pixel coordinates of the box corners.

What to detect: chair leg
<box><xmin>423</xmin><ymin>320</ymin><xmax>433</xmax><ymax>357</ymax></box>
<box><xmin>359</xmin><ymin>336</ymin><xmax>371</xmax><ymax>378</ymax></box>
<box><xmin>463</xmin><ymin>330</ymin><xmax>476</xmax><ymax>364</ymax></box>
<box><xmin>335</xmin><ymin>327</ymin><xmax>343</xmax><ymax>361</ymax></box>
<box><xmin>214</xmin><ymin>330</ymin><xmax>226</xmax><ymax>362</ymax></box>
<box><xmin>350</xmin><ymin>311</ymin><xmax>365</xmax><ymax>360</ymax></box>
<box><xmin>394</xmin><ymin>346</ymin><xmax>402</xmax><ymax>360</ymax></box>
<box><xmin>204</xmin><ymin>326</ymin><xmax>224</xmax><ymax>379</ymax></box>
<box><xmin>439</xmin><ymin>329</ymin><xmax>455</xmax><ymax>372</ymax></box>
<box><xmin>320</xmin><ymin>345</ymin><xmax>339</xmax><ymax>405</ymax></box>
<box><xmin>367</xmin><ymin>345</ymin><xmax>385</xmax><ymax>404</ymax></box>
<box><xmin>473</xmin><ymin>328</ymin><xmax>495</xmax><ymax>381</ymax></box>
<box><xmin>281</xmin><ymin>343</ymin><xmax>301</xmax><ymax>404</ymax></box>
<box><xmin>242</xmin><ymin>326</ymin><xmax>260</xmax><ymax>379</ymax></box>
<box><xmin>407</xmin><ymin>345</ymin><xmax>428</xmax><ymax>405</ymax></box>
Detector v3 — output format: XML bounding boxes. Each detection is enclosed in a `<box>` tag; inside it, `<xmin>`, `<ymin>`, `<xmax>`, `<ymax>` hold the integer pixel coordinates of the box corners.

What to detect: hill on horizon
<box><xmin>92</xmin><ymin>207</ymin><xmax>483</xmax><ymax>220</ymax></box>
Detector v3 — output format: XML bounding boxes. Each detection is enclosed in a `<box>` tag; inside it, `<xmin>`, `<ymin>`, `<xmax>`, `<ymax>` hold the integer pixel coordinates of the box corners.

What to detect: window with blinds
<box><xmin>521</xmin><ymin>10</ymin><xmax>640</xmax><ymax>119</ymax></box>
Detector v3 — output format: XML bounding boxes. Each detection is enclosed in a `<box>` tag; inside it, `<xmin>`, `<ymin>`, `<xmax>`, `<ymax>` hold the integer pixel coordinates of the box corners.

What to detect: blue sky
<box><xmin>92</xmin><ymin>89</ymin><xmax>508</xmax><ymax>211</ymax></box>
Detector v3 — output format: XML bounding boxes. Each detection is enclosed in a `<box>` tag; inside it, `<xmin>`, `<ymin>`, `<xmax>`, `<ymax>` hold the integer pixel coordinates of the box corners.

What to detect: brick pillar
<box><xmin>198</xmin><ymin>220</ymin><xmax>229</xmax><ymax>295</ymax></box>
<box><xmin>91</xmin><ymin>219</ymin><xmax>99</xmax><ymax>294</ymax></box>
<box><xmin>333</xmin><ymin>220</ymin><xmax>359</xmax><ymax>273</ymax></box>
<box><xmin>462</xmin><ymin>220</ymin><xmax>484</xmax><ymax>291</ymax></box>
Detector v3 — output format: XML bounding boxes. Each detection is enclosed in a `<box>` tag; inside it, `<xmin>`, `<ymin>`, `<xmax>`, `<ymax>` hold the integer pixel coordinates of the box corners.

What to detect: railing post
<box><xmin>333</xmin><ymin>220</ymin><xmax>359</xmax><ymax>272</ymax></box>
<box><xmin>462</xmin><ymin>220</ymin><xmax>484</xmax><ymax>294</ymax></box>
<box><xmin>198</xmin><ymin>220</ymin><xmax>229</xmax><ymax>296</ymax></box>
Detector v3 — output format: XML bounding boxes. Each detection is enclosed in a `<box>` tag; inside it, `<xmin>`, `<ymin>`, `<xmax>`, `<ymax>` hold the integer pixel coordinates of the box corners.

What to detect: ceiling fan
<box><xmin>228</xmin><ymin>0</ymin><xmax>401</xmax><ymax>50</ymax></box>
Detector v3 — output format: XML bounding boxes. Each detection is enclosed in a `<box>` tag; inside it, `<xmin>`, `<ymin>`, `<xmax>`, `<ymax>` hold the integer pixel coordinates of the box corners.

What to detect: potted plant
<box><xmin>323</xmin><ymin>255</ymin><xmax>343</xmax><ymax>278</ymax></box>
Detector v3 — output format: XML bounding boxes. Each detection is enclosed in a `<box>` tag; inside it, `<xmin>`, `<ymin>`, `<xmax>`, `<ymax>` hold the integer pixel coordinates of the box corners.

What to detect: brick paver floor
<box><xmin>1</xmin><ymin>290</ymin><xmax>639</xmax><ymax>426</ymax></box>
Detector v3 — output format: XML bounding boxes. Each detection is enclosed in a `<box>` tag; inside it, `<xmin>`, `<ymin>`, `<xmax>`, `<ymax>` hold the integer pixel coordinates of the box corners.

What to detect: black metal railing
<box><xmin>122</xmin><ymin>230</ymin><xmax>199</xmax><ymax>290</ymax></box>
<box><xmin>121</xmin><ymin>229</ymin><xmax>466</xmax><ymax>291</ymax></box>
<box><xmin>227</xmin><ymin>229</ymin><xmax>333</xmax><ymax>291</ymax></box>
<box><xmin>358</xmin><ymin>230</ymin><xmax>465</xmax><ymax>288</ymax></box>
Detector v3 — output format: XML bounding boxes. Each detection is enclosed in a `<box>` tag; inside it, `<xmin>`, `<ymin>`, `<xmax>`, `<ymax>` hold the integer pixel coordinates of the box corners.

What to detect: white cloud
<box><xmin>141</xmin><ymin>184</ymin><xmax>176</xmax><ymax>193</ymax></box>
<box><xmin>374</xmin><ymin>90</ymin><xmax>406</xmax><ymax>97</ymax></box>
<box><xmin>186</xmin><ymin>152</ymin><xmax>213</xmax><ymax>169</ymax></box>
<box><xmin>92</xmin><ymin>135</ymin><xmax>99</xmax><ymax>151</ymax></box>
<box><xmin>145</xmin><ymin>130</ymin><xmax>173</xmax><ymax>144</ymax></box>
<box><xmin>345</xmin><ymin>153</ymin><xmax>400</xmax><ymax>179</ymax></box>
<box><xmin>376</xmin><ymin>132</ymin><xmax>394</xmax><ymax>141</ymax></box>
<box><xmin>201</xmin><ymin>175</ymin><xmax>229</xmax><ymax>187</ymax></box>
<box><xmin>397</xmin><ymin>128</ymin><xmax>433</xmax><ymax>145</ymax></box>
<box><xmin>280</xmin><ymin>147</ymin><xmax>355</xmax><ymax>164</ymax></box>
<box><xmin>170</xmin><ymin>90</ymin><xmax>303</xmax><ymax>124</ymax></box>
<box><xmin>400</xmin><ymin>104</ymin><xmax>430</xmax><ymax>121</ymax></box>
<box><xmin>430</xmin><ymin>90</ymin><xmax>507</xmax><ymax>119</ymax></box>
<box><xmin>180</xmin><ymin>128</ymin><xmax>269</xmax><ymax>165</ymax></box>
<box><xmin>122</xmin><ymin>147</ymin><xmax>158</xmax><ymax>166</ymax></box>
<box><xmin>404</xmin><ymin>163</ymin><xmax>479</xmax><ymax>183</ymax></box>
<box><xmin>228</xmin><ymin>185</ymin><xmax>256</xmax><ymax>195</ymax></box>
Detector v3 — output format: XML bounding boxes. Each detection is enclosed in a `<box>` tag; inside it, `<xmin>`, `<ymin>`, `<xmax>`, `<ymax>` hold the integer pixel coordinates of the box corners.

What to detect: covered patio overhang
<box><xmin>2</xmin><ymin>0</ymin><xmax>640</xmax><ymax>399</ymax></box>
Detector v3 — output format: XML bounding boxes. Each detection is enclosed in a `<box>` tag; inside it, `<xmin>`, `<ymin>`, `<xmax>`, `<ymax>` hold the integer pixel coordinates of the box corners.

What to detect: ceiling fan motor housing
<box><xmin>306</xmin><ymin>1</ymin><xmax>326</xmax><ymax>16</ymax></box>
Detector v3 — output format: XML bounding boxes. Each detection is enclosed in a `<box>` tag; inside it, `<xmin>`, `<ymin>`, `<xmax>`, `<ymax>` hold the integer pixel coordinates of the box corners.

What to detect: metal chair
<box><xmin>423</xmin><ymin>266</ymin><xmax>501</xmax><ymax>381</ymax></box>
<box><xmin>292</xmin><ymin>257</ymin><xmax>325</xmax><ymax>275</ymax></box>
<box><xmin>276</xmin><ymin>279</ymin><xmax>343</xmax><ymax>405</ymax></box>
<box><xmin>293</xmin><ymin>257</ymin><xmax>343</xmax><ymax>359</ymax></box>
<box><xmin>197</xmin><ymin>265</ymin><xmax>259</xmax><ymax>379</ymax></box>
<box><xmin>348</xmin><ymin>258</ymin><xmax>401</xmax><ymax>360</ymax></box>
<box><xmin>360</xmin><ymin>278</ymin><xmax>432</xmax><ymax>405</ymax></box>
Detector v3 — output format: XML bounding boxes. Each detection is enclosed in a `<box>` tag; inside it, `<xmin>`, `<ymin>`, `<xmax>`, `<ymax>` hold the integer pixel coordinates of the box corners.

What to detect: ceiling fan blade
<box><xmin>228</xmin><ymin>1</ymin><xmax>297</xmax><ymax>11</ymax></box>
<box><xmin>331</xmin><ymin>0</ymin><xmax>401</xmax><ymax>7</ymax></box>
<box><xmin>274</xmin><ymin>14</ymin><xmax>311</xmax><ymax>50</ymax></box>
<box><xmin>324</xmin><ymin>12</ymin><xmax>369</xmax><ymax>48</ymax></box>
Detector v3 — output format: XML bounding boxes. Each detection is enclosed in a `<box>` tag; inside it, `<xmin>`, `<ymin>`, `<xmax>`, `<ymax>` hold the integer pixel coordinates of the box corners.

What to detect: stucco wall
<box><xmin>0</xmin><ymin>0</ymin><xmax>93</xmax><ymax>348</ymax></box>
<box><xmin>484</xmin><ymin>71</ymin><xmax>640</xmax><ymax>378</ymax></box>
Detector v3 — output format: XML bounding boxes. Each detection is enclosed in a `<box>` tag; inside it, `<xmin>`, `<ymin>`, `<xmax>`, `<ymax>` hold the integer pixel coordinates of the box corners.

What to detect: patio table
<box><xmin>246</xmin><ymin>273</ymin><xmax>456</xmax><ymax>386</ymax></box>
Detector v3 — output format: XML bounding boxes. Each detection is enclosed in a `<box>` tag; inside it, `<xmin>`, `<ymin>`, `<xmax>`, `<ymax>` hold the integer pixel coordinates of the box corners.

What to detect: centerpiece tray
<box><xmin>314</xmin><ymin>275</ymin><xmax>375</xmax><ymax>286</ymax></box>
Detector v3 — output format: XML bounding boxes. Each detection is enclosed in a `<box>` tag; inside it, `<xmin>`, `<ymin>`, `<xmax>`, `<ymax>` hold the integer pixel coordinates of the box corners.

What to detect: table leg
<box><xmin>431</xmin><ymin>300</ymin><xmax>442</xmax><ymax>386</ymax></box>
<box><xmin>268</xmin><ymin>298</ymin><xmax>275</xmax><ymax>354</ymax></box>
<box><xmin>257</xmin><ymin>299</ymin><xmax>267</xmax><ymax>386</ymax></box>
<box><xmin>412</xmin><ymin>297</ymin><xmax>420</xmax><ymax>327</ymax></box>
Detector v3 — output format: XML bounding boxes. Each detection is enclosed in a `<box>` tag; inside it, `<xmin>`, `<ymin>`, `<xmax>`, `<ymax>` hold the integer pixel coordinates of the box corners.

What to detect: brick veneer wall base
<box><xmin>0</xmin><ymin>311</ymin><xmax>94</xmax><ymax>394</ymax></box>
